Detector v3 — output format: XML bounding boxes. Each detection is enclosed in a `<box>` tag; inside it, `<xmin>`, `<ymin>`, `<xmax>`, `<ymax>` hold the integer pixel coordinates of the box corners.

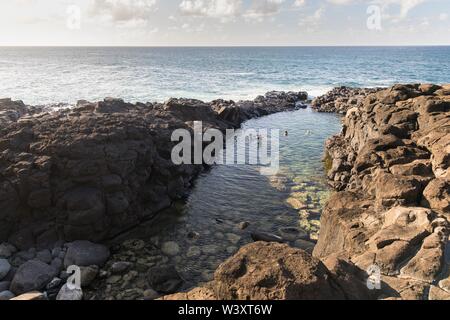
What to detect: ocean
<box><xmin>1</xmin><ymin>46</ymin><xmax>450</xmax><ymax>105</ymax></box>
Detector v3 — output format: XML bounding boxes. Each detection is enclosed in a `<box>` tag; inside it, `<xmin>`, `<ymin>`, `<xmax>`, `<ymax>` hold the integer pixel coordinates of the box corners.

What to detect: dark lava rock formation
<box><xmin>0</xmin><ymin>91</ymin><xmax>307</xmax><ymax>250</ymax></box>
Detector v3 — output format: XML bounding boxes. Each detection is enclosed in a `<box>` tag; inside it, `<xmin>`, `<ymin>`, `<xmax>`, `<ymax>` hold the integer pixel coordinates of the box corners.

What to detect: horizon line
<box><xmin>1</xmin><ymin>44</ymin><xmax>450</xmax><ymax>48</ymax></box>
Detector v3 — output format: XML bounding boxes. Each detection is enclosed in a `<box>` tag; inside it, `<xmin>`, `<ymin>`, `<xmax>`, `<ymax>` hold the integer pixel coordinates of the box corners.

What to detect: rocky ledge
<box><xmin>311</xmin><ymin>86</ymin><xmax>383</xmax><ymax>114</ymax></box>
<box><xmin>164</xmin><ymin>84</ymin><xmax>449</xmax><ymax>300</ymax></box>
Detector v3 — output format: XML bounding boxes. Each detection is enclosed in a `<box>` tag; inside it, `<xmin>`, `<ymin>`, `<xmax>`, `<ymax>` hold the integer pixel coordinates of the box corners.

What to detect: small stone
<box><xmin>279</xmin><ymin>227</ymin><xmax>308</xmax><ymax>242</ymax></box>
<box><xmin>286</xmin><ymin>197</ymin><xmax>307</xmax><ymax>210</ymax></box>
<box><xmin>161</xmin><ymin>242</ymin><xmax>180</xmax><ymax>256</ymax></box>
<box><xmin>56</xmin><ymin>284</ymin><xmax>83</xmax><ymax>301</ymax></box>
<box><xmin>143</xmin><ymin>288</ymin><xmax>160</xmax><ymax>300</ymax></box>
<box><xmin>46</xmin><ymin>277</ymin><xmax>63</xmax><ymax>291</ymax></box>
<box><xmin>251</xmin><ymin>232</ymin><xmax>284</xmax><ymax>243</ymax></box>
<box><xmin>186</xmin><ymin>246</ymin><xmax>201</xmax><ymax>258</ymax></box>
<box><xmin>111</xmin><ymin>261</ymin><xmax>133</xmax><ymax>275</ymax></box>
<box><xmin>0</xmin><ymin>290</ymin><xmax>15</xmax><ymax>300</ymax></box>
<box><xmin>238</xmin><ymin>222</ymin><xmax>250</xmax><ymax>230</ymax></box>
<box><xmin>202</xmin><ymin>245</ymin><xmax>219</xmax><ymax>255</ymax></box>
<box><xmin>106</xmin><ymin>275</ymin><xmax>122</xmax><ymax>284</ymax></box>
<box><xmin>226</xmin><ymin>233</ymin><xmax>241</xmax><ymax>245</ymax></box>
<box><xmin>147</xmin><ymin>266</ymin><xmax>183</xmax><ymax>294</ymax></box>
<box><xmin>187</xmin><ymin>231</ymin><xmax>200</xmax><ymax>240</ymax></box>
<box><xmin>123</xmin><ymin>239</ymin><xmax>146</xmax><ymax>250</ymax></box>
<box><xmin>80</xmin><ymin>265</ymin><xmax>99</xmax><ymax>287</ymax></box>
<box><xmin>0</xmin><ymin>258</ymin><xmax>11</xmax><ymax>280</ymax></box>
<box><xmin>226</xmin><ymin>246</ymin><xmax>238</xmax><ymax>255</ymax></box>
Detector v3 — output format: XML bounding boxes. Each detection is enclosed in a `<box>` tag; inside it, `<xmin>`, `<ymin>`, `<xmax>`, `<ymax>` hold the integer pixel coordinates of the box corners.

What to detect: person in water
<box><xmin>284</xmin><ymin>131</ymin><xmax>288</xmax><ymax>136</ymax></box>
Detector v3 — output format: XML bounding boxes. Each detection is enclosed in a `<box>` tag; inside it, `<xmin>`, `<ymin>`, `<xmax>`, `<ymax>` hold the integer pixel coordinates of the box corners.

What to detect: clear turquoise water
<box><xmin>120</xmin><ymin>108</ymin><xmax>342</xmax><ymax>287</ymax></box>
<box><xmin>1</xmin><ymin>46</ymin><xmax>450</xmax><ymax>105</ymax></box>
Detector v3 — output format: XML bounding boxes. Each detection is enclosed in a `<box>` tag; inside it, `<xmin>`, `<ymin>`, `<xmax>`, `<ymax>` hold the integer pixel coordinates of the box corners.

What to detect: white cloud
<box><xmin>179</xmin><ymin>0</ymin><xmax>242</xmax><ymax>18</ymax></box>
<box><xmin>244</xmin><ymin>0</ymin><xmax>285</xmax><ymax>20</ymax></box>
<box><xmin>90</xmin><ymin>0</ymin><xmax>158</xmax><ymax>23</ymax></box>
<box><xmin>299</xmin><ymin>5</ymin><xmax>325</xmax><ymax>29</ymax></box>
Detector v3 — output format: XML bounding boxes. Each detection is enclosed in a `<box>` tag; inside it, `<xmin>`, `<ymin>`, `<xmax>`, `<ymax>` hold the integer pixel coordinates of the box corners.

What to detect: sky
<box><xmin>0</xmin><ymin>0</ymin><xmax>449</xmax><ymax>46</ymax></box>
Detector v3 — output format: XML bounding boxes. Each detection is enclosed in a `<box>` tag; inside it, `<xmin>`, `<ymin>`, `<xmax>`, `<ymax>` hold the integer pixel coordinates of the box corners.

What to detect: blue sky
<box><xmin>1</xmin><ymin>0</ymin><xmax>449</xmax><ymax>45</ymax></box>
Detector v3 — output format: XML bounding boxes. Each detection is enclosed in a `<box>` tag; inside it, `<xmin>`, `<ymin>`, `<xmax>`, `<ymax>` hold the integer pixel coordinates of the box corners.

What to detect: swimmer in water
<box><xmin>284</xmin><ymin>131</ymin><xmax>288</xmax><ymax>136</ymax></box>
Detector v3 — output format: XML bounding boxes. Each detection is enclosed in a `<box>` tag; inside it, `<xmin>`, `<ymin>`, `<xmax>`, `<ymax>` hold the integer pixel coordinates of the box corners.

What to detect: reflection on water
<box><xmin>115</xmin><ymin>108</ymin><xmax>341</xmax><ymax>288</ymax></box>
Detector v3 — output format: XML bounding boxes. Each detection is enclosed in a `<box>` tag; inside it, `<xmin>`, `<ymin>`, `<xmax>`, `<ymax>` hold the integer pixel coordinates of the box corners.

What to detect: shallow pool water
<box><xmin>115</xmin><ymin>108</ymin><xmax>342</xmax><ymax>289</ymax></box>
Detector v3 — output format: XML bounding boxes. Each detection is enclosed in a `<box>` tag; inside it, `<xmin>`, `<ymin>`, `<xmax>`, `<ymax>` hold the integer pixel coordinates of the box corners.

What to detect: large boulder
<box><xmin>213</xmin><ymin>242</ymin><xmax>346</xmax><ymax>300</ymax></box>
<box><xmin>10</xmin><ymin>260</ymin><xmax>56</xmax><ymax>295</ymax></box>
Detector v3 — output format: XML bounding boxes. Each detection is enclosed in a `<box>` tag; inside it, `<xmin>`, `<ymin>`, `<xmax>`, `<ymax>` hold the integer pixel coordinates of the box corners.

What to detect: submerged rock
<box><xmin>251</xmin><ymin>232</ymin><xmax>284</xmax><ymax>243</ymax></box>
<box><xmin>147</xmin><ymin>266</ymin><xmax>183</xmax><ymax>294</ymax></box>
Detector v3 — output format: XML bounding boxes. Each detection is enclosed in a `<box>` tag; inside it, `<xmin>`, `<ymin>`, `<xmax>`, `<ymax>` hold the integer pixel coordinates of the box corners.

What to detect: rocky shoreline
<box><xmin>163</xmin><ymin>84</ymin><xmax>450</xmax><ymax>301</ymax></box>
<box><xmin>1</xmin><ymin>84</ymin><xmax>449</xmax><ymax>301</ymax></box>
<box><xmin>0</xmin><ymin>90</ymin><xmax>308</xmax><ymax>300</ymax></box>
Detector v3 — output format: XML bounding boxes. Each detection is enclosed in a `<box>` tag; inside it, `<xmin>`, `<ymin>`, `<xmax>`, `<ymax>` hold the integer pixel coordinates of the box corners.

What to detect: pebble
<box><xmin>226</xmin><ymin>233</ymin><xmax>241</xmax><ymax>245</ymax></box>
<box><xmin>251</xmin><ymin>232</ymin><xmax>284</xmax><ymax>243</ymax></box>
<box><xmin>161</xmin><ymin>242</ymin><xmax>180</xmax><ymax>256</ymax></box>
<box><xmin>80</xmin><ymin>265</ymin><xmax>99</xmax><ymax>287</ymax></box>
<box><xmin>202</xmin><ymin>245</ymin><xmax>219</xmax><ymax>255</ymax></box>
<box><xmin>279</xmin><ymin>227</ymin><xmax>308</xmax><ymax>242</ymax></box>
<box><xmin>238</xmin><ymin>221</ymin><xmax>250</xmax><ymax>230</ymax></box>
<box><xmin>106</xmin><ymin>275</ymin><xmax>122</xmax><ymax>285</ymax></box>
<box><xmin>111</xmin><ymin>262</ymin><xmax>133</xmax><ymax>275</ymax></box>
<box><xmin>186</xmin><ymin>246</ymin><xmax>201</xmax><ymax>258</ymax></box>
<box><xmin>187</xmin><ymin>231</ymin><xmax>200</xmax><ymax>240</ymax></box>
